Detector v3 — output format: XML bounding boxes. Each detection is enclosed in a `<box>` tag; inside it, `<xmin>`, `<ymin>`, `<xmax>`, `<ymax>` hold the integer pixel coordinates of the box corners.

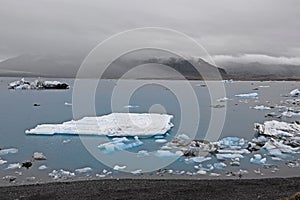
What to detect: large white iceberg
<box><xmin>8</xmin><ymin>78</ymin><xmax>69</xmax><ymax>90</ymax></box>
<box><xmin>26</xmin><ymin>113</ymin><xmax>174</xmax><ymax>137</ymax></box>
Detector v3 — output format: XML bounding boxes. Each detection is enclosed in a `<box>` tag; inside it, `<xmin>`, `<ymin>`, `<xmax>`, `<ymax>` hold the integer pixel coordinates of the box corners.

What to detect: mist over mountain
<box><xmin>221</xmin><ymin>61</ymin><xmax>300</xmax><ymax>80</ymax></box>
<box><xmin>1</xmin><ymin>53</ymin><xmax>300</xmax><ymax>80</ymax></box>
<box><xmin>0</xmin><ymin>53</ymin><xmax>227</xmax><ymax>79</ymax></box>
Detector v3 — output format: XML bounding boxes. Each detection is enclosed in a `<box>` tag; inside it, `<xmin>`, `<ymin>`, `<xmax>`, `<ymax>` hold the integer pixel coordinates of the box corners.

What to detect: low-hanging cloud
<box><xmin>213</xmin><ymin>54</ymin><xmax>300</xmax><ymax>66</ymax></box>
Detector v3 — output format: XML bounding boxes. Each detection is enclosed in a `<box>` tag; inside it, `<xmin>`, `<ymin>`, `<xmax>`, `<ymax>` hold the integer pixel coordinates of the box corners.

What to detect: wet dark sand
<box><xmin>0</xmin><ymin>177</ymin><xmax>299</xmax><ymax>200</ymax></box>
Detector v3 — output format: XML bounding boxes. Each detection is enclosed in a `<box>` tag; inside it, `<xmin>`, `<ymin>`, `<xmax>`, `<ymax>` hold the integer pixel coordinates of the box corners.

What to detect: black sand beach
<box><xmin>0</xmin><ymin>177</ymin><xmax>299</xmax><ymax>200</ymax></box>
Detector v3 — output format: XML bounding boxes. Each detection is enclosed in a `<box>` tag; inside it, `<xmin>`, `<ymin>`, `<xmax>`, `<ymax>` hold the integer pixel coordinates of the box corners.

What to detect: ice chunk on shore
<box><xmin>49</xmin><ymin>169</ymin><xmax>75</xmax><ymax>180</ymax></box>
<box><xmin>26</xmin><ymin>113</ymin><xmax>173</xmax><ymax>137</ymax></box>
<box><xmin>0</xmin><ymin>148</ymin><xmax>18</xmax><ymax>156</ymax></box>
<box><xmin>98</xmin><ymin>137</ymin><xmax>143</xmax><ymax>153</ymax></box>
<box><xmin>235</xmin><ymin>92</ymin><xmax>258</xmax><ymax>98</ymax></box>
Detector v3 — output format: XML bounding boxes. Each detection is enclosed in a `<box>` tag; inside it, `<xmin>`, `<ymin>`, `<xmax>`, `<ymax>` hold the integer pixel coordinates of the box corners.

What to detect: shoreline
<box><xmin>1</xmin><ymin>76</ymin><xmax>300</xmax><ymax>81</ymax></box>
<box><xmin>0</xmin><ymin>177</ymin><xmax>299</xmax><ymax>199</ymax></box>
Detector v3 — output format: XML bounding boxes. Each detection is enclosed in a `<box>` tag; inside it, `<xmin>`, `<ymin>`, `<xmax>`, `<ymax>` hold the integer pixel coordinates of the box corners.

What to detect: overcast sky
<box><xmin>0</xmin><ymin>0</ymin><xmax>299</xmax><ymax>64</ymax></box>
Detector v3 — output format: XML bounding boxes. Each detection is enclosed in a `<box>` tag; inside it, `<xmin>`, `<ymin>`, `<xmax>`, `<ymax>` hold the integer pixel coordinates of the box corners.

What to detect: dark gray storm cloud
<box><xmin>0</xmin><ymin>0</ymin><xmax>299</xmax><ymax>61</ymax></box>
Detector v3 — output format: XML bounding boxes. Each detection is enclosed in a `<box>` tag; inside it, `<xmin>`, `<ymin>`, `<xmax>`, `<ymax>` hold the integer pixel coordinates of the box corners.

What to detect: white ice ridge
<box><xmin>26</xmin><ymin>113</ymin><xmax>174</xmax><ymax>137</ymax></box>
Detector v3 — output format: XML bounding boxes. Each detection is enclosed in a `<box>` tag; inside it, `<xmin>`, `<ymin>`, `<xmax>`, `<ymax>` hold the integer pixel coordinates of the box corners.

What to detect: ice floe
<box><xmin>26</xmin><ymin>113</ymin><xmax>173</xmax><ymax>137</ymax></box>
<box><xmin>8</xmin><ymin>78</ymin><xmax>69</xmax><ymax>90</ymax></box>
<box><xmin>0</xmin><ymin>148</ymin><xmax>18</xmax><ymax>156</ymax></box>
<box><xmin>98</xmin><ymin>137</ymin><xmax>143</xmax><ymax>153</ymax></box>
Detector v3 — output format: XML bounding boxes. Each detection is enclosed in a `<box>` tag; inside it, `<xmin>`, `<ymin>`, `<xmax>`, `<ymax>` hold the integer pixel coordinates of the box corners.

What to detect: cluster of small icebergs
<box><xmin>1</xmin><ymin>150</ymin><xmax>48</xmax><ymax>183</ymax></box>
<box><xmin>8</xmin><ymin>78</ymin><xmax>69</xmax><ymax>90</ymax></box>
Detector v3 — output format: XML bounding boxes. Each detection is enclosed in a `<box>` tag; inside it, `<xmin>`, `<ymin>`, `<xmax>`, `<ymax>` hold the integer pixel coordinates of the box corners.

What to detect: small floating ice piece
<box><xmin>98</xmin><ymin>137</ymin><xmax>143</xmax><ymax>153</ymax></box>
<box><xmin>213</xmin><ymin>162</ymin><xmax>227</xmax><ymax>170</ymax></box>
<box><xmin>64</xmin><ymin>102</ymin><xmax>72</xmax><ymax>106</ymax></box>
<box><xmin>216</xmin><ymin>137</ymin><xmax>247</xmax><ymax>150</ymax></box>
<box><xmin>259</xmin><ymin>86</ymin><xmax>270</xmax><ymax>88</ymax></box>
<box><xmin>217</xmin><ymin>97</ymin><xmax>230</xmax><ymax>102</ymax></box>
<box><xmin>196</xmin><ymin>170</ymin><xmax>207</xmax><ymax>175</ymax></box>
<box><xmin>62</xmin><ymin>139</ymin><xmax>71</xmax><ymax>144</ymax></box>
<box><xmin>26</xmin><ymin>113</ymin><xmax>173</xmax><ymax>137</ymax></box>
<box><xmin>6</xmin><ymin>163</ymin><xmax>21</xmax><ymax>170</ymax></box>
<box><xmin>131</xmin><ymin>169</ymin><xmax>142</xmax><ymax>175</ymax></box>
<box><xmin>189</xmin><ymin>156</ymin><xmax>212</xmax><ymax>163</ymax></box>
<box><xmin>137</xmin><ymin>150</ymin><xmax>150</xmax><ymax>157</ymax></box>
<box><xmin>282</xmin><ymin>111</ymin><xmax>300</xmax><ymax>118</ymax></box>
<box><xmin>155</xmin><ymin>150</ymin><xmax>182</xmax><ymax>158</ymax></box>
<box><xmin>251</xmin><ymin>105</ymin><xmax>271</xmax><ymax>110</ymax></box>
<box><xmin>123</xmin><ymin>105</ymin><xmax>139</xmax><ymax>108</ymax></box>
<box><xmin>216</xmin><ymin>153</ymin><xmax>244</xmax><ymax>160</ymax></box>
<box><xmin>0</xmin><ymin>159</ymin><xmax>7</xmax><ymax>165</ymax></box>
<box><xmin>0</xmin><ymin>148</ymin><xmax>18</xmax><ymax>156</ymax></box>
<box><xmin>250</xmin><ymin>154</ymin><xmax>267</xmax><ymax>165</ymax></box>
<box><xmin>33</xmin><ymin>152</ymin><xmax>47</xmax><ymax>160</ymax></box>
<box><xmin>235</xmin><ymin>93</ymin><xmax>258</xmax><ymax>98</ymax></box>
<box><xmin>113</xmin><ymin>165</ymin><xmax>127</xmax><ymax>171</ymax></box>
<box><xmin>290</xmin><ymin>89</ymin><xmax>300</xmax><ymax>97</ymax></box>
<box><xmin>38</xmin><ymin>165</ymin><xmax>48</xmax><ymax>170</ymax></box>
<box><xmin>2</xmin><ymin>175</ymin><xmax>17</xmax><ymax>182</ymax></box>
<box><xmin>155</xmin><ymin>139</ymin><xmax>167</xmax><ymax>143</ymax></box>
<box><xmin>209</xmin><ymin>173</ymin><xmax>221</xmax><ymax>177</ymax></box>
<box><xmin>75</xmin><ymin>167</ymin><xmax>92</xmax><ymax>173</ymax></box>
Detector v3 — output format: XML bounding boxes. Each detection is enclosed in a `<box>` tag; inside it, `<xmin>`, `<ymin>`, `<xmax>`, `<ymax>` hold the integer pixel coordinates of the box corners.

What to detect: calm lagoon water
<box><xmin>0</xmin><ymin>77</ymin><xmax>299</xmax><ymax>185</ymax></box>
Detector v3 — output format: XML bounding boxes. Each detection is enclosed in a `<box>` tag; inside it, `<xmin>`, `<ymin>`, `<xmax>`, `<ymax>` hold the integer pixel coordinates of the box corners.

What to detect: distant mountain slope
<box><xmin>221</xmin><ymin>62</ymin><xmax>300</xmax><ymax>80</ymax></box>
<box><xmin>0</xmin><ymin>54</ymin><xmax>227</xmax><ymax>79</ymax></box>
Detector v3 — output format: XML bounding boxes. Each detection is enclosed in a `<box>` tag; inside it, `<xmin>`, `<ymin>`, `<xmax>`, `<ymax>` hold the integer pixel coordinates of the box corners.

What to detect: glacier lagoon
<box><xmin>0</xmin><ymin>77</ymin><xmax>299</xmax><ymax>185</ymax></box>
